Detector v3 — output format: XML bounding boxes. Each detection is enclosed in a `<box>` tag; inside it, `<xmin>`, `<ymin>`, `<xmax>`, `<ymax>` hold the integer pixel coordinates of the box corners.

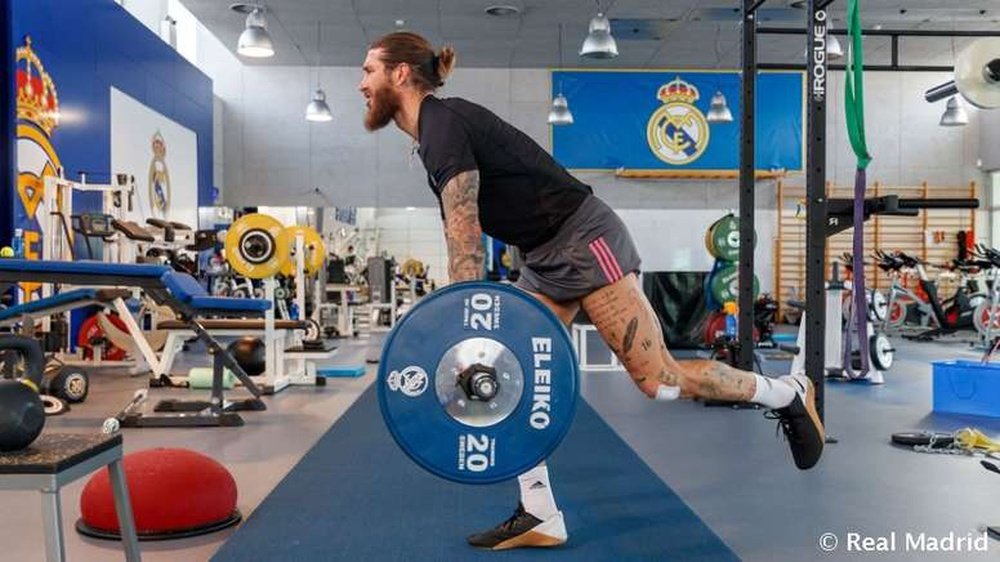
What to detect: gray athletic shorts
<box><xmin>515</xmin><ymin>195</ymin><xmax>641</xmax><ymax>302</ymax></box>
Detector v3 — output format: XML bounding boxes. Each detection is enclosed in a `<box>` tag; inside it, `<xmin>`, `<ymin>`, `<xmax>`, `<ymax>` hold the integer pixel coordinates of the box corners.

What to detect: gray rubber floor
<box><xmin>1</xmin><ymin>333</ymin><xmax>998</xmax><ymax>561</ymax></box>
<box><xmin>583</xmin><ymin>336</ymin><xmax>1000</xmax><ymax>562</ymax></box>
<box><xmin>0</xmin><ymin>338</ymin><xmax>377</xmax><ymax>562</ymax></box>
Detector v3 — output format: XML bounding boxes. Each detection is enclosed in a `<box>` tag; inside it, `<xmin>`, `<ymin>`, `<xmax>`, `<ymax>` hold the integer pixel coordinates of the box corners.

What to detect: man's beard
<box><xmin>364</xmin><ymin>85</ymin><xmax>401</xmax><ymax>131</ymax></box>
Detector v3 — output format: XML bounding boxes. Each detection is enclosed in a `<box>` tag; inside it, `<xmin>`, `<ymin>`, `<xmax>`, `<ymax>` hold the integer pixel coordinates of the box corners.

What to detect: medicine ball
<box><xmin>227</xmin><ymin>337</ymin><xmax>266</xmax><ymax>377</ymax></box>
<box><xmin>0</xmin><ymin>336</ymin><xmax>47</xmax><ymax>451</ymax></box>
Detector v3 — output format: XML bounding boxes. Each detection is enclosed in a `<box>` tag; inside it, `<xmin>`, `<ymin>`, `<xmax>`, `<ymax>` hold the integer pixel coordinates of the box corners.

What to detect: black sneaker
<box><xmin>466</xmin><ymin>503</ymin><xmax>567</xmax><ymax>550</ymax></box>
<box><xmin>765</xmin><ymin>377</ymin><xmax>825</xmax><ymax>470</ymax></box>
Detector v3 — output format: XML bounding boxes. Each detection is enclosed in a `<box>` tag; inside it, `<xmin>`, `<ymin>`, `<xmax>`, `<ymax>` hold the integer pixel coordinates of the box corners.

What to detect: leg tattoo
<box><xmin>623</xmin><ymin>317</ymin><xmax>638</xmax><ymax>353</ymax></box>
<box><xmin>690</xmin><ymin>361</ymin><xmax>755</xmax><ymax>402</ymax></box>
<box><xmin>583</xmin><ymin>274</ymin><xmax>759</xmax><ymax>401</ymax></box>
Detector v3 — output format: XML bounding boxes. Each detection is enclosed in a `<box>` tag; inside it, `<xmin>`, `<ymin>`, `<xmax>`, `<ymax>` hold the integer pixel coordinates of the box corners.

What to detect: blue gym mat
<box><xmin>212</xmin><ymin>386</ymin><xmax>738</xmax><ymax>561</ymax></box>
<box><xmin>316</xmin><ymin>365</ymin><xmax>366</xmax><ymax>378</ymax></box>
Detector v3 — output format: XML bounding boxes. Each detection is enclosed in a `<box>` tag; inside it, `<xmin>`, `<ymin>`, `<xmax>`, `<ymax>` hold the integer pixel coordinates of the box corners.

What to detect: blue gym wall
<box><xmin>8</xmin><ymin>0</ymin><xmax>213</xmax><ymax>247</ymax></box>
<box><xmin>551</xmin><ymin>70</ymin><xmax>804</xmax><ymax>172</ymax></box>
<box><xmin>1</xmin><ymin>0</ymin><xmax>12</xmax><ymax>246</ymax></box>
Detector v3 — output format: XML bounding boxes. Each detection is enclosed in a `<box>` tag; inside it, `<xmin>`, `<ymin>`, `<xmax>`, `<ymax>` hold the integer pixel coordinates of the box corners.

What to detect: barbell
<box><xmin>378</xmin><ymin>282</ymin><xmax>579</xmax><ymax>484</ymax></box>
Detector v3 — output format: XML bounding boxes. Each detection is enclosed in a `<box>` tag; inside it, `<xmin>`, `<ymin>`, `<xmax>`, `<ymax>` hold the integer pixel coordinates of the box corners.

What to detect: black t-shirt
<box><xmin>418</xmin><ymin>96</ymin><xmax>592</xmax><ymax>251</ymax></box>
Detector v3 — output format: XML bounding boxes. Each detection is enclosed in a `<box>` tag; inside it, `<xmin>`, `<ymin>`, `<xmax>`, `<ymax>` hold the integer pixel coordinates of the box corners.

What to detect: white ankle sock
<box><xmin>785</xmin><ymin>373</ymin><xmax>809</xmax><ymax>395</ymax></box>
<box><xmin>655</xmin><ymin>384</ymin><xmax>680</xmax><ymax>401</ymax></box>
<box><xmin>751</xmin><ymin>374</ymin><xmax>801</xmax><ymax>409</ymax></box>
<box><xmin>518</xmin><ymin>463</ymin><xmax>559</xmax><ymax>520</ymax></box>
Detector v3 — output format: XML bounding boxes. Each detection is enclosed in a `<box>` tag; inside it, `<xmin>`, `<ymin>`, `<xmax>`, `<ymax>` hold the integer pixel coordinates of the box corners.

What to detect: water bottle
<box><xmin>11</xmin><ymin>229</ymin><xmax>25</xmax><ymax>259</ymax></box>
<box><xmin>289</xmin><ymin>302</ymin><xmax>300</xmax><ymax>320</ymax></box>
<box><xmin>723</xmin><ymin>301</ymin><xmax>738</xmax><ymax>340</ymax></box>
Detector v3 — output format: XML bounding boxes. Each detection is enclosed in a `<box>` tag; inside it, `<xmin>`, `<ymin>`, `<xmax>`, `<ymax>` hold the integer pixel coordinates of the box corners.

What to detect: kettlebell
<box><xmin>0</xmin><ymin>336</ymin><xmax>46</xmax><ymax>452</ymax></box>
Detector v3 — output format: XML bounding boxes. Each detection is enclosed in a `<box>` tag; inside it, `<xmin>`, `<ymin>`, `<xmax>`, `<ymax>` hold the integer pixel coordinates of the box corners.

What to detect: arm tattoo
<box><xmin>441</xmin><ymin>170</ymin><xmax>485</xmax><ymax>283</ymax></box>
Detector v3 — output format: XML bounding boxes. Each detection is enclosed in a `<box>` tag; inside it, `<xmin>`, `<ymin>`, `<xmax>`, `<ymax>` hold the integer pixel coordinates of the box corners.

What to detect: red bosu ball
<box><xmin>77</xmin><ymin>448</ymin><xmax>241</xmax><ymax>540</ymax></box>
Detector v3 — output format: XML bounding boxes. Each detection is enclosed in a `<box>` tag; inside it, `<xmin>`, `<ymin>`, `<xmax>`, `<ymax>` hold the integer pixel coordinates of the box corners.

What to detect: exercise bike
<box><xmin>968</xmin><ymin>244</ymin><xmax>1000</xmax><ymax>344</ymax></box>
<box><xmin>873</xmin><ymin>250</ymin><xmax>937</xmax><ymax>333</ymax></box>
<box><xmin>892</xmin><ymin>252</ymin><xmax>985</xmax><ymax>341</ymax></box>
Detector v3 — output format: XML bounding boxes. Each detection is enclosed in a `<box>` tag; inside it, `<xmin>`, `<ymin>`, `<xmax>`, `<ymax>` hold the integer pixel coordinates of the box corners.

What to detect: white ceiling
<box><xmin>179</xmin><ymin>0</ymin><xmax>1000</xmax><ymax>68</ymax></box>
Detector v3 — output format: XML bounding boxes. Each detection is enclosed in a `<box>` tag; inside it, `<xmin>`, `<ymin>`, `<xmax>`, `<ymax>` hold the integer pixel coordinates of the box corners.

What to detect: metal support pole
<box><xmin>737</xmin><ymin>0</ymin><xmax>757</xmax><ymax>371</ymax></box>
<box><xmin>759</xmin><ymin>63</ymin><xmax>954</xmax><ymax>72</ymax></box>
<box><xmin>891</xmin><ymin>35</ymin><xmax>899</xmax><ymax>68</ymax></box>
<box><xmin>759</xmin><ymin>27</ymin><xmax>1000</xmax><ymax>38</ymax></box>
<box><xmin>806</xmin><ymin>0</ymin><xmax>829</xmax><ymax>420</ymax></box>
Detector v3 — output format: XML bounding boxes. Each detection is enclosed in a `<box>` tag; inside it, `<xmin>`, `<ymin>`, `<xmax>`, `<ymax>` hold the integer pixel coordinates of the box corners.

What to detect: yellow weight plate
<box><xmin>225</xmin><ymin>214</ymin><xmax>290</xmax><ymax>279</ymax></box>
<box><xmin>400</xmin><ymin>258</ymin><xmax>425</xmax><ymax>279</ymax></box>
<box><xmin>704</xmin><ymin>218</ymin><xmax>720</xmax><ymax>257</ymax></box>
<box><xmin>280</xmin><ymin>225</ymin><xmax>326</xmax><ymax>276</ymax></box>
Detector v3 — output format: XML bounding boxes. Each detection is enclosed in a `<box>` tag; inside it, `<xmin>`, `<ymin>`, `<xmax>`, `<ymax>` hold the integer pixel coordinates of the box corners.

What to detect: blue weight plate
<box><xmin>378</xmin><ymin>281</ymin><xmax>578</xmax><ymax>485</ymax></box>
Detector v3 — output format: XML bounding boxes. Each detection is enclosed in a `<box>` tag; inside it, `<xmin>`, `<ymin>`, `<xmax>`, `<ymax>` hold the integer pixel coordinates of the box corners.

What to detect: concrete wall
<box><xmin>117</xmin><ymin>0</ymin><xmax>167</xmax><ymax>36</ymax></box>
<box><xmin>123</xmin><ymin>0</ymin><xmax>242</xmax><ymax>198</ymax></box>
<box><xmin>215</xmin><ymin>67</ymin><xmax>988</xmax><ymax>205</ymax></box>
<box><xmin>108</xmin><ymin>6</ymin><xmax>996</xmax><ymax>292</ymax></box>
<box><xmin>981</xmin><ymin>108</ymin><xmax>1000</xmax><ymax>172</ymax></box>
<box><xmin>210</xmin><ymin>64</ymin><xmax>987</xmax><ymax>293</ymax></box>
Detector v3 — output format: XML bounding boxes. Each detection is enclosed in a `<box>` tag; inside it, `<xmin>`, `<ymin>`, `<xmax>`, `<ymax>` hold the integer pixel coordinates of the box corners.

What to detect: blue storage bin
<box><xmin>932</xmin><ymin>360</ymin><xmax>1000</xmax><ymax>418</ymax></box>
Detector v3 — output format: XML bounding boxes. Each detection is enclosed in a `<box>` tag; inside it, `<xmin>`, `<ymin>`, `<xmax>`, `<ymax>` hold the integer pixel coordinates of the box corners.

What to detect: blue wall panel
<box><xmin>1</xmin><ymin>0</ymin><xmax>13</xmax><ymax>245</ymax></box>
<box><xmin>9</xmin><ymin>0</ymin><xmax>214</xmax><ymax>239</ymax></box>
<box><xmin>8</xmin><ymin>0</ymin><xmax>214</xmax><ymax>341</ymax></box>
<box><xmin>551</xmin><ymin>70</ymin><xmax>804</xmax><ymax>172</ymax></box>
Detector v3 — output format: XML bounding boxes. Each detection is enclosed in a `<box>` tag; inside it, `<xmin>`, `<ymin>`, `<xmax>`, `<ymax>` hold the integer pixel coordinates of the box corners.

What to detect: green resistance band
<box><xmin>844</xmin><ymin>0</ymin><xmax>871</xmax><ymax>169</ymax></box>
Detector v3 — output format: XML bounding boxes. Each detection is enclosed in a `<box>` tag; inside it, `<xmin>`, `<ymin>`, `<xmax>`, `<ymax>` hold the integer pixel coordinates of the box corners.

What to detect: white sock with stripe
<box><xmin>518</xmin><ymin>463</ymin><xmax>559</xmax><ymax>520</ymax></box>
<box><xmin>751</xmin><ymin>374</ymin><xmax>801</xmax><ymax>409</ymax></box>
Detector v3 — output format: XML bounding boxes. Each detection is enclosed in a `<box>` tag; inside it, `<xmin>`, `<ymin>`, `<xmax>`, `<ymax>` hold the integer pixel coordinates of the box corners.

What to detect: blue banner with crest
<box><xmin>551</xmin><ymin>70</ymin><xmax>803</xmax><ymax>171</ymax></box>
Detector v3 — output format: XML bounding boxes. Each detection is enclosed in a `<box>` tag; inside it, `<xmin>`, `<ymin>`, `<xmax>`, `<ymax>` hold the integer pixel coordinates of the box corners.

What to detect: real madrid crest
<box><xmin>646</xmin><ymin>77</ymin><xmax>710</xmax><ymax>166</ymax></box>
<box><xmin>14</xmin><ymin>36</ymin><xmax>61</xmax><ymax>299</ymax></box>
<box><xmin>148</xmin><ymin>130</ymin><xmax>171</xmax><ymax>218</ymax></box>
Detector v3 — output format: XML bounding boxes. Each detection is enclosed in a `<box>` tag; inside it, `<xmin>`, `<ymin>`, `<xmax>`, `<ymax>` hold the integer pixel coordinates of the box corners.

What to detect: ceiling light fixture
<box><xmin>548</xmin><ymin>94</ymin><xmax>574</xmax><ymax>126</ymax></box>
<box><xmin>827</xmin><ymin>32</ymin><xmax>844</xmax><ymax>59</ymax></box>
<box><xmin>484</xmin><ymin>5</ymin><xmax>520</xmax><ymax>17</ymax></box>
<box><xmin>231</xmin><ymin>3</ymin><xmax>275</xmax><ymax>58</ymax></box>
<box><xmin>706</xmin><ymin>91</ymin><xmax>734</xmax><ymax>123</ymax></box>
<box><xmin>939</xmin><ymin>95</ymin><xmax>969</xmax><ymax>127</ymax></box>
<box><xmin>306</xmin><ymin>22</ymin><xmax>332</xmax><ymax>122</ymax></box>
<box><xmin>549</xmin><ymin>24</ymin><xmax>574</xmax><ymax>126</ymax></box>
<box><xmin>580</xmin><ymin>0</ymin><xmax>619</xmax><ymax>59</ymax></box>
<box><xmin>306</xmin><ymin>89</ymin><xmax>333</xmax><ymax>122</ymax></box>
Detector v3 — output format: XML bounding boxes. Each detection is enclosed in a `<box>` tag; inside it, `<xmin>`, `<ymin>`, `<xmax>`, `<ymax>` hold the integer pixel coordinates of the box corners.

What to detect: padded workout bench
<box><xmin>0</xmin><ymin>259</ymin><xmax>271</xmax><ymax>427</ymax></box>
<box><xmin>153</xmin><ymin>319</ymin><xmax>338</xmax><ymax>394</ymax></box>
<box><xmin>571</xmin><ymin>323</ymin><xmax>624</xmax><ymax>372</ymax></box>
<box><xmin>0</xmin><ymin>288</ymin><xmax>137</xmax><ymax>368</ymax></box>
<box><xmin>0</xmin><ymin>288</ymin><xmax>132</xmax><ymax>327</ymax></box>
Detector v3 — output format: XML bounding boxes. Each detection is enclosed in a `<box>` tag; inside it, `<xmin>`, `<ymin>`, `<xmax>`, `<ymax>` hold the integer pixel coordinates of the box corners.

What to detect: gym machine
<box><xmin>788</xmin><ymin>196</ymin><xmax>978</xmax><ymax>386</ymax></box>
<box><xmin>742</xmin><ymin>0</ymin><xmax>999</xmax><ymax>429</ymax></box>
